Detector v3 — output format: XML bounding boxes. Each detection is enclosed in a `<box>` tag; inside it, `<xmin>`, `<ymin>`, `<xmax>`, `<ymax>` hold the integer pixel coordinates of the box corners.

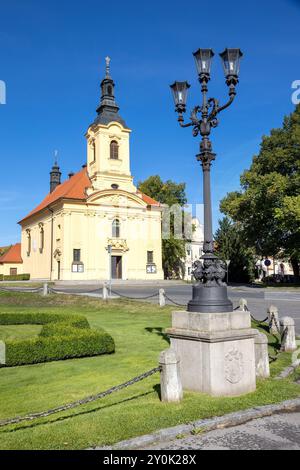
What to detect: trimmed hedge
<box><xmin>0</xmin><ymin>313</ymin><xmax>90</xmax><ymax>328</ymax></box>
<box><xmin>1</xmin><ymin>274</ymin><xmax>30</xmax><ymax>281</ymax></box>
<box><xmin>0</xmin><ymin>313</ymin><xmax>115</xmax><ymax>367</ymax></box>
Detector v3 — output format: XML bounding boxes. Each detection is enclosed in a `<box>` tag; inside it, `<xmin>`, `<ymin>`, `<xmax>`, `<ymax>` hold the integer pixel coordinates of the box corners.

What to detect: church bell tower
<box><xmin>50</xmin><ymin>151</ymin><xmax>61</xmax><ymax>193</ymax></box>
<box><xmin>85</xmin><ymin>57</ymin><xmax>136</xmax><ymax>194</ymax></box>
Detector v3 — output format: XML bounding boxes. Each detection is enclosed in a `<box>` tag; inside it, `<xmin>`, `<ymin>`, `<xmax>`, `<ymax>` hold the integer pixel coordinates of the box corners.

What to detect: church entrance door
<box><xmin>111</xmin><ymin>256</ymin><xmax>122</xmax><ymax>279</ymax></box>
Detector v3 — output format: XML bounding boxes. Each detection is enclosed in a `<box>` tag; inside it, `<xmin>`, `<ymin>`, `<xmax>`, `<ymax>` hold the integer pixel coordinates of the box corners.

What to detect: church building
<box><xmin>18</xmin><ymin>59</ymin><xmax>163</xmax><ymax>281</ymax></box>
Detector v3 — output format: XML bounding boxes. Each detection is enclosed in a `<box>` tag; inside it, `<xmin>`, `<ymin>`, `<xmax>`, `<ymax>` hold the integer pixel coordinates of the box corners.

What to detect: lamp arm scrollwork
<box><xmin>178</xmin><ymin>114</ymin><xmax>193</xmax><ymax>128</ymax></box>
<box><xmin>215</xmin><ymin>94</ymin><xmax>235</xmax><ymax>115</ymax></box>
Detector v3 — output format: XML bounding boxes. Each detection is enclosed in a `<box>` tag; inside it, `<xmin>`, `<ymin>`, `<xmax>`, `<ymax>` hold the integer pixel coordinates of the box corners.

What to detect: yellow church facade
<box><xmin>18</xmin><ymin>59</ymin><xmax>163</xmax><ymax>281</ymax></box>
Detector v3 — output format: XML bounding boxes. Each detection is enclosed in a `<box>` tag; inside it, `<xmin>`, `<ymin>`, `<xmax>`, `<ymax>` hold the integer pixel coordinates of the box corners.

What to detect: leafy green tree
<box><xmin>138</xmin><ymin>175</ymin><xmax>187</xmax><ymax>207</ymax></box>
<box><xmin>214</xmin><ymin>217</ymin><xmax>255</xmax><ymax>283</ymax></box>
<box><xmin>0</xmin><ymin>246</ymin><xmax>9</xmax><ymax>257</ymax></box>
<box><xmin>220</xmin><ymin>104</ymin><xmax>300</xmax><ymax>278</ymax></box>
<box><xmin>138</xmin><ymin>175</ymin><xmax>187</xmax><ymax>279</ymax></box>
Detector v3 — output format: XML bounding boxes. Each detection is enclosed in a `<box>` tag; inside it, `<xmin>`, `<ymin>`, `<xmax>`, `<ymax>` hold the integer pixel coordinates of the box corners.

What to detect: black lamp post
<box><xmin>170</xmin><ymin>48</ymin><xmax>243</xmax><ymax>313</ymax></box>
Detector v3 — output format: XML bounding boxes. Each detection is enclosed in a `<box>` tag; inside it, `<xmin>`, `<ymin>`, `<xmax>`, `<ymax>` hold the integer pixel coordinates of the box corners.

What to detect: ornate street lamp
<box><xmin>170</xmin><ymin>81</ymin><xmax>191</xmax><ymax>113</ymax></box>
<box><xmin>170</xmin><ymin>48</ymin><xmax>243</xmax><ymax>313</ymax></box>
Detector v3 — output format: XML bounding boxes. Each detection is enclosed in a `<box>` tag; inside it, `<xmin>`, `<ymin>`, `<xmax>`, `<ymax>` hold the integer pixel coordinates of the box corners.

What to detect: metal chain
<box><xmin>48</xmin><ymin>287</ymin><xmax>101</xmax><ymax>294</ymax></box>
<box><xmin>235</xmin><ymin>304</ymin><xmax>280</xmax><ymax>361</ymax></box>
<box><xmin>242</xmin><ymin>304</ymin><xmax>268</xmax><ymax>324</ymax></box>
<box><xmin>0</xmin><ymin>286</ymin><xmax>43</xmax><ymax>293</ymax></box>
<box><xmin>110</xmin><ymin>289</ymin><xmax>158</xmax><ymax>300</ymax></box>
<box><xmin>0</xmin><ymin>285</ymin><xmax>185</xmax><ymax>306</ymax></box>
<box><xmin>0</xmin><ymin>366</ymin><xmax>161</xmax><ymax>428</ymax></box>
<box><xmin>269</xmin><ymin>354</ymin><xmax>278</xmax><ymax>363</ymax></box>
<box><xmin>164</xmin><ymin>293</ymin><xmax>186</xmax><ymax>307</ymax></box>
<box><xmin>250</xmin><ymin>313</ymin><xmax>269</xmax><ymax>324</ymax></box>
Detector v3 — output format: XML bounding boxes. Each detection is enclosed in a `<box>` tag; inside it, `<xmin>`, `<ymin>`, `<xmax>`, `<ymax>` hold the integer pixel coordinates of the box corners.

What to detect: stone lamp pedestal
<box><xmin>166</xmin><ymin>310</ymin><xmax>257</xmax><ymax>397</ymax></box>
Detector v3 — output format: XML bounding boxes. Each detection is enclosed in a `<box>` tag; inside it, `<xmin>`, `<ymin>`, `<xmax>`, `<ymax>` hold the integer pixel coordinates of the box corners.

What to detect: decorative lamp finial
<box><xmin>105</xmin><ymin>56</ymin><xmax>111</xmax><ymax>78</ymax></box>
<box><xmin>54</xmin><ymin>149</ymin><xmax>58</xmax><ymax>166</ymax></box>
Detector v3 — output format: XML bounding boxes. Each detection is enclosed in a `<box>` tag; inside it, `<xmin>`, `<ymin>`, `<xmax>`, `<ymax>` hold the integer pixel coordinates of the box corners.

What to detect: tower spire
<box><xmin>105</xmin><ymin>56</ymin><xmax>111</xmax><ymax>78</ymax></box>
<box><xmin>93</xmin><ymin>57</ymin><xmax>127</xmax><ymax>128</ymax></box>
<box><xmin>50</xmin><ymin>150</ymin><xmax>61</xmax><ymax>193</ymax></box>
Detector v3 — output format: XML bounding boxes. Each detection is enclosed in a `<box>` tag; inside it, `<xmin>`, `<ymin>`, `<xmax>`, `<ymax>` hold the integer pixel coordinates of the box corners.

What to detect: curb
<box><xmin>92</xmin><ymin>398</ymin><xmax>300</xmax><ymax>450</ymax></box>
<box><xmin>276</xmin><ymin>360</ymin><xmax>300</xmax><ymax>379</ymax></box>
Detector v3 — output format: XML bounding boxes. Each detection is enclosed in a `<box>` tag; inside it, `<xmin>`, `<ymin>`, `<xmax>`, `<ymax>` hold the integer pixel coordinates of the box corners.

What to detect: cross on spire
<box><xmin>105</xmin><ymin>56</ymin><xmax>111</xmax><ymax>78</ymax></box>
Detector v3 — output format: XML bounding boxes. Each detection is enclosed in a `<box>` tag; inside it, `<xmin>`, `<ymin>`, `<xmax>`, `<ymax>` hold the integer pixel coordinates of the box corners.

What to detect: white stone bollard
<box><xmin>159</xmin><ymin>348</ymin><xmax>183</xmax><ymax>403</ymax></box>
<box><xmin>103</xmin><ymin>282</ymin><xmax>109</xmax><ymax>301</ymax></box>
<box><xmin>268</xmin><ymin>305</ymin><xmax>280</xmax><ymax>335</ymax></box>
<box><xmin>159</xmin><ymin>289</ymin><xmax>166</xmax><ymax>307</ymax></box>
<box><xmin>254</xmin><ymin>331</ymin><xmax>270</xmax><ymax>378</ymax></box>
<box><xmin>43</xmin><ymin>283</ymin><xmax>48</xmax><ymax>296</ymax></box>
<box><xmin>239</xmin><ymin>298</ymin><xmax>248</xmax><ymax>311</ymax></box>
<box><xmin>280</xmin><ymin>316</ymin><xmax>297</xmax><ymax>352</ymax></box>
<box><xmin>0</xmin><ymin>340</ymin><xmax>5</xmax><ymax>365</ymax></box>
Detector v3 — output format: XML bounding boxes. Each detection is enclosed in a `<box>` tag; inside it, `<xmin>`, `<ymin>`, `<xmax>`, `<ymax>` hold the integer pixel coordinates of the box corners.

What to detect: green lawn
<box><xmin>0</xmin><ymin>291</ymin><xmax>299</xmax><ymax>450</ymax></box>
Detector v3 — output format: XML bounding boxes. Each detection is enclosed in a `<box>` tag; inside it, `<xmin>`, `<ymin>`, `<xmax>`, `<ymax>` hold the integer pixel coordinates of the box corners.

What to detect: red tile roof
<box><xmin>19</xmin><ymin>168</ymin><xmax>91</xmax><ymax>223</ymax></box>
<box><xmin>137</xmin><ymin>191</ymin><xmax>160</xmax><ymax>206</ymax></box>
<box><xmin>0</xmin><ymin>243</ymin><xmax>23</xmax><ymax>264</ymax></box>
<box><xmin>19</xmin><ymin>167</ymin><xmax>160</xmax><ymax>223</ymax></box>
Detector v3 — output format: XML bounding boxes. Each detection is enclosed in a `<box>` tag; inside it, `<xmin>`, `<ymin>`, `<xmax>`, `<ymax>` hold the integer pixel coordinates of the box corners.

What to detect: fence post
<box><xmin>159</xmin><ymin>348</ymin><xmax>183</xmax><ymax>403</ymax></box>
<box><xmin>268</xmin><ymin>305</ymin><xmax>280</xmax><ymax>335</ymax></box>
<box><xmin>159</xmin><ymin>288</ymin><xmax>166</xmax><ymax>307</ymax></box>
<box><xmin>0</xmin><ymin>341</ymin><xmax>5</xmax><ymax>365</ymax></box>
<box><xmin>43</xmin><ymin>283</ymin><xmax>48</xmax><ymax>296</ymax></box>
<box><xmin>239</xmin><ymin>298</ymin><xmax>248</xmax><ymax>311</ymax></box>
<box><xmin>280</xmin><ymin>316</ymin><xmax>297</xmax><ymax>352</ymax></box>
<box><xmin>103</xmin><ymin>282</ymin><xmax>109</xmax><ymax>301</ymax></box>
<box><xmin>254</xmin><ymin>332</ymin><xmax>270</xmax><ymax>378</ymax></box>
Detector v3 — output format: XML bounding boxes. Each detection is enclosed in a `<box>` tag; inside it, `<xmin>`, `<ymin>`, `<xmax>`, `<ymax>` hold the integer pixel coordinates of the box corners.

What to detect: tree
<box><xmin>138</xmin><ymin>175</ymin><xmax>188</xmax><ymax>279</ymax></box>
<box><xmin>138</xmin><ymin>175</ymin><xmax>187</xmax><ymax>207</ymax></box>
<box><xmin>214</xmin><ymin>217</ymin><xmax>255</xmax><ymax>283</ymax></box>
<box><xmin>0</xmin><ymin>246</ymin><xmax>9</xmax><ymax>257</ymax></box>
<box><xmin>220</xmin><ymin>104</ymin><xmax>300</xmax><ymax>278</ymax></box>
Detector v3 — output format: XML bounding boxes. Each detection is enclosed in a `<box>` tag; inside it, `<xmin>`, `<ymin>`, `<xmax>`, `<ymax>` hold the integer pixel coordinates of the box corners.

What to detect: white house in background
<box><xmin>255</xmin><ymin>257</ymin><xmax>294</xmax><ymax>281</ymax></box>
<box><xmin>184</xmin><ymin>217</ymin><xmax>204</xmax><ymax>281</ymax></box>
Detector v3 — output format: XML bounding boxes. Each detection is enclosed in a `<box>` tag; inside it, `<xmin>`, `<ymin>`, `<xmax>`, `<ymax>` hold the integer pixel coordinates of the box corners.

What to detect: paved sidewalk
<box><xmin>143</xmin><ymin>411</ymin><xmax>300</xmax><ymax>450</ymax></box>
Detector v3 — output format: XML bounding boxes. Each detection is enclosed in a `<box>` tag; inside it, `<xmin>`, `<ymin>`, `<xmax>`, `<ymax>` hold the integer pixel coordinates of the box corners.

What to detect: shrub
<box><xmin>0</xmin><ymin>312</ymin><xmax>115</xmax><ymax>367</ymax></box>
<box><xmin>0</xmin><ymin>313</ymin><xmax>89</xmax><ymax>328</ymax></box>
<box><xmin>2</xmin><ymin>274</ymin><xmax>30</xmax><ymax>281</ymax></box>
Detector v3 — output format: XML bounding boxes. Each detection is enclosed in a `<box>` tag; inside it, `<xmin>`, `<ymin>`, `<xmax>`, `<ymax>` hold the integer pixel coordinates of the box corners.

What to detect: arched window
<box><xmin>110</xmin><ymin>140</ymin><xmax>119</xmax><ymax>160</ymax></box>
<box><xmin>112</xmin><ymin>219</ymin><xmax>120</xmax><ymax>238</ymax></box>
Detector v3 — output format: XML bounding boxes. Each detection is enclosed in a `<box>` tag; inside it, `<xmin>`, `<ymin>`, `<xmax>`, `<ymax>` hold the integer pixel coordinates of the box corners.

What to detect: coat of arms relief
<box><xmin>225</xmin><ymin>348</ymin><xmax>244</xmax><ymax>384</ymax></box>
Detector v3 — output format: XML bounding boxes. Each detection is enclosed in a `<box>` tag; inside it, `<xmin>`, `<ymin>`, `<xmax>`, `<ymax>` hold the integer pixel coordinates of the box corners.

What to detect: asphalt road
<box><xmin>54</xmin><ymin>283</ymin><xmax>300</xmax><ymax>333</ymax></box>
<box><xmin>144</xmin><ymin>410</ymin><xmax>300</xmax><ymax>450</ymax></box>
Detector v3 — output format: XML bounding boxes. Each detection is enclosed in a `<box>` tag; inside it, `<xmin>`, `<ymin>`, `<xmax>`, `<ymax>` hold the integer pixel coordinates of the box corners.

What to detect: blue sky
<box><xmin>0</xmin><ymin>0</ymin><xmax>299</xmax><ymax>245</ymax></box>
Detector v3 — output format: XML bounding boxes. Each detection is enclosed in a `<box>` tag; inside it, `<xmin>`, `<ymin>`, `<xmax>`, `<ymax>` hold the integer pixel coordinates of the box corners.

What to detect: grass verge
<box><xmin>0</xmin><ymin>291</ymin><xmax>299</xmax><ymax>450</ymax></box>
